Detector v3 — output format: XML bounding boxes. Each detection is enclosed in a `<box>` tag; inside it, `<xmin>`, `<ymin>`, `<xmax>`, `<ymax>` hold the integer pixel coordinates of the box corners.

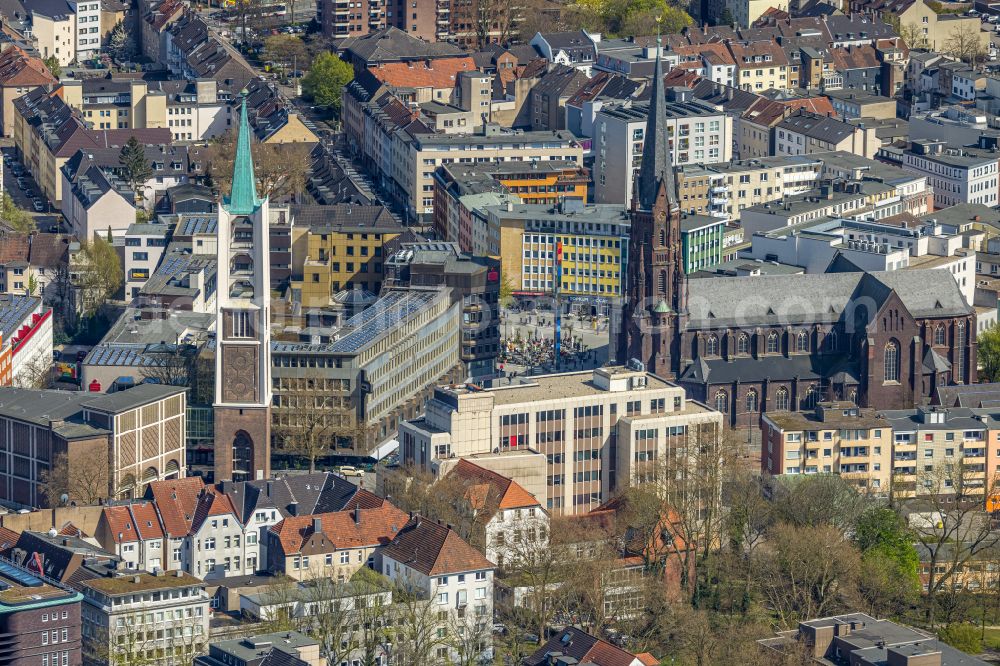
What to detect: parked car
<box><xmin>32</xmin><ymin>199</ymin><xmax>44</xmax><ymax>212</ymax></box>
<box><xmin>337</xmin><ymin>465</ymin><xmax>364</xmax><ymax>478</ymax></box>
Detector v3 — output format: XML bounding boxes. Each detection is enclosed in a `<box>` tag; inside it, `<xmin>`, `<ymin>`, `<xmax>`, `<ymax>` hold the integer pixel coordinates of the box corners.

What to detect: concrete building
<box><xmin>680</xmin><ymin>214</ymin><xmax>726</xmax><ymax>273</ymax></box>
<box><xmin>824</xmin><ymin>90</ymin><xmax>897</xmax><ymax>120</ymax></box>
<box><xmin>195</xmin><ymin>631</ymin><xmax>321</xmax><ymax>666</ymax></box>
<box><xmin>881</xmin><ymin>406</ymin><xmax>992</xmax><ymax>500</ymax></box>
<box><xmin>400</xmin><ymin>367</ymin><xmax>723</xmax><ymax>514</ymax></box>
<box><xmin>902</xmin><ymin>140</ymin><xmax>999</xmax><ymax>209</ymax></box>
<box><xmin>60</xmin><ymin>151</ymin><xmax>136</xmax><ymax>242</ymax></box>
<box><xmin>593</xmin><ymin>97</ymin><xmax>733</xmax><ymax>205</ymax></box>
<box><xmin>482</xmin><ymin>200</ymin><xmax>630</xmax><ymax>314</ymax></box>
<box><xmin>76</xmin><ymin>562</ymin><xmax>209</xmax><ymax>665</ymax></box>
<box><xmin>761</xmin><ymin>612</ymin><xmax>989</xmax><ymax>665</ymax></box>
<box><xmin>762</xmin><ymin>402</ymin><xmax>892</xmax><ymax>492</ymax></box>
<box><xmin>0</xmin><ymin>384</ymin><xmax>187</xmax><ymax>506</ymax></box>
<box><xmin>123</xmin><ymin>223</ymin><xmax>170</xmax><ymax>301</ymax></box>
<box><xmin>774</xmin><ymin>110</ymin><xmax>879</xmax><ymax>159</ymax></box>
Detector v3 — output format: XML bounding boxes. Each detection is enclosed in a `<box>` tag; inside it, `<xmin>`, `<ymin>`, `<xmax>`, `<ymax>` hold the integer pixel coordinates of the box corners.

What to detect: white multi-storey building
<box><xmin>593</xmin><ymin>98</ymin><xmax>732</xmax><ymax>205</ymax></box>
<box><xmin>67</xmin><ymin>0</ymin><xmax>100</xmax><ymax>60</ymax></box>
<box><xmin>902</xmin><ymin>140</ymin><xmax>999</xmax><ymax>209</ymax></box>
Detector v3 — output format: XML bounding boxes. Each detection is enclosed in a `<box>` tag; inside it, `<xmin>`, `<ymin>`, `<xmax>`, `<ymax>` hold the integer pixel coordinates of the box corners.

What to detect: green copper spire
<box><xmin>226</xmin><ymin>96</ymin><xmax>260</xmax><ymax>215</ymax></box>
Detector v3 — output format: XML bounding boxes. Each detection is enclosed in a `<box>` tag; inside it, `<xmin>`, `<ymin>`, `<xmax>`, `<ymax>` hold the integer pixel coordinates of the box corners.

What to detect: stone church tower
<box><xmin>620</xmin><ymin>40</ymin><xmax>687</xmax><ymax>379</ymax></box>
<box><xmin>213</xmin><ymin>97</ymin><xmax>272</xmax><ymax>482</ymax></box>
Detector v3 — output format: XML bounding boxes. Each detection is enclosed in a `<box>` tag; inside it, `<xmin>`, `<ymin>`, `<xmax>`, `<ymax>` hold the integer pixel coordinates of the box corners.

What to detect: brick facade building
<box><xmin>620</xmin><ymin>49</ymin><xmax>977</xmax><ymax>432</ymax></box>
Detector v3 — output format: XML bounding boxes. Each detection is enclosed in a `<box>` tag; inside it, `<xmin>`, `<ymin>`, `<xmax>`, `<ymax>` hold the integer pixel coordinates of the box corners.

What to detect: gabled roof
<box><xmin>341</xmin><ymin>27</ymin><xmax>466</xmax><ymax>64</ymax></box>
<box><xmin>371</xmin><ymin>56</ymin><xmax>477</xmax><ymax>91</ymax></box>
<box><xmin>525</xmin><ymin>627</ymin><xmax>642</xmax><ymax>666</ymax></box>
<box><xmin>380</xmin><ymin>516</ymin><xmax>493</xmax><ymax>576</ymax></box>
<box><xmin>0</xmin><ymin>45</ymin><xmax>54</xmax><ymax>87</ymax></box>
<box><xmin>0</xmin><ymin>232</ymin><xmax>29</xmax><ymax>263</ymax></box>
<box><xmin>268</xmin><ymin>501</ymin><xmax>408</xmax><ymax>555</ymax></box>
<box><xmin>448</xmin><ymin>459</ymin><xmax>541</xmax><ymax>514</ymax></box>
<box><xmin>145</xmin><ymin>476</ymin><xmax>205</xmax><ymax>537</ymax></box>
<box><xmin>190</xmin><ymin>490</ymin><xmax>239</xmax><ymax>533</ymax></box>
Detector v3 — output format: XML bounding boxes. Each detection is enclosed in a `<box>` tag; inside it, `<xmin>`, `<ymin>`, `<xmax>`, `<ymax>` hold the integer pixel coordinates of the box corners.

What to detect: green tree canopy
<box><xmin>568</xmin><ymin>0</ymin><xmax>692</xmax><ymax>38</ymax></box>
<box><xmin>118</xmin><ymin>136</ymin><xmax>152</xmax><ymax>202</ymax></box>
<box><xmin>301</xmin><ymin>52</ymin><xmax>354</xmax><ymax>114</ymax></box>
<box><xmin>978</xmin><ymin>322</ymin><xmax>1000</xmax><ymax>382</ymax></box>
<box><xmin>42</xmin><ymin>56</ymin><xmax>60</xmax><ymax>78</ymax></box>
<box><xmin>938</xmin><ymin>623</ymin><xmax>982</xmax><ymax>654</ymax></box>
<box><xmin>1</xmin><ymin>193</ymin><xmax>34</xmax><ymax>233</ymax></box>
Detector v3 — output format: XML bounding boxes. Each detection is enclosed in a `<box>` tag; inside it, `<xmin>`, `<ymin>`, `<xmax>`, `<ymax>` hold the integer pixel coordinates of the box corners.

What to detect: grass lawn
<box><xmin>983</xmin><ymin>627</ymin><xmax>1000</xmax><ymax>650</ymax></box>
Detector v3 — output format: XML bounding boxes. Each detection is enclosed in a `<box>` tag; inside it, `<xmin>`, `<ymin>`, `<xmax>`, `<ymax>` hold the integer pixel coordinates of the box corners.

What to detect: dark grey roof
<box><xmin>26</xmin><ymin>0</ymin><xmax>70</xmax><ymax>19</ymax></box>
<box><xmin>341</xmin><ymin>27</ymin><xmax>466</xmax><ymax>64</ymax></box>
<box><xmin>685</xmin><ymin>270</ymin><xmax>971</xmax><ymax>329</ymax></box>
<box><xmin>81</xmin><ymin>384</ymin><xmax>187</xmax><ymax>413</ymax></box>
<box><xmin>938</xmin><ymin>383</ymin><xmax>1000</xmax><ymax>408</ymax></box>
<box><xmin>777</xmin><ymin>110</ymin><xmax>857</xmax><ymax>143</ymax></box>
<box><xmin>679</xmin><ymin>352</ymin><xmax>843</xmax><ymax>384</ymax></box>
<box><xmin>236</xmin><ymin>472</ymin><xmax>359</xmax><ymax>522</ymax></box>
<box><xmin>290</xmin><ymin>204</ymin><xmax>400</xmax><ymax>231</ymax></box>
<box><xmin>879</xmin><ymin>406</ymin><xmax>990</xmax><ymax>431</ymax></box>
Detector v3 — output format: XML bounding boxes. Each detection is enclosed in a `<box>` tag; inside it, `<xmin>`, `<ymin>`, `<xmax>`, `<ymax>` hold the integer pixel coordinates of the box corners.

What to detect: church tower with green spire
<box><xmin>214</xmin><ymin>96</ymin><xmax>272</xmax><ymax>482</ymax></box>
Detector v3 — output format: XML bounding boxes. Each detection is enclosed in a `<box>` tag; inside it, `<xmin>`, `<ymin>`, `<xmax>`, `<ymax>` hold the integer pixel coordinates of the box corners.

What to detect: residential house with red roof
<box><xmin>727</xmin><ymin>40</ymin><xmax>790</xmax><ymax>92</ymax></box>
<box><xmin>94</xmin><ymin>501</ymin><xmax>168</xmax><ymax>572</ymax></box>
<box><xmin>378</xmin><ymin>515</ymin><xmax>495</xmax><ymax>663</ymax></box>
<box><xmin>266</xmin><ymin>492</ymin><xmax>407</xmax><ymax>582</ymax></box>
<box><xmin>187</xmin><ymin>489</ymin><xmax>245</xmax><ymax>580</ymax></box>
<box><xmin>446</xmin><ymin>459</ymin><xmax>548</xmax><ymax>571</ymax></box>
<box><xmin>0</xmin><ymin>46</ymin><xmax>56</xmax><ymax>137</ymax></box>
<box><xmin>524</xmin><ymin>627</ymin><xmax>656</xmax><ymax>666</ymax></box>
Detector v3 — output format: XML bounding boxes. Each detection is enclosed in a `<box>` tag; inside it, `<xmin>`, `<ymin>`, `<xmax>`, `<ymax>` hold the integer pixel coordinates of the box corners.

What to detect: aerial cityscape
<box><xmin>0</xmin><ymin>0</ymin><xmax>1000</xmax><ymax>662</ymax></box>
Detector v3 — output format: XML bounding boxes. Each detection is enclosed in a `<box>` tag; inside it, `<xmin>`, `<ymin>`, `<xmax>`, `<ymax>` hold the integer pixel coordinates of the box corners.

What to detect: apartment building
<box><xmin>0</xmin><ymin>46</ymin><xmax>57</xmax><ymax>137</ymax></box>
<box><xmin>267</xmin><ymin>497</ymin><xmax>408</xmax><ymax>581</ymax></box>
<box><xmin>60</xmin><ymin>151</ymin><xmax>135</xmax><ymax>242</ymax></box>
<box><xmin>123</xmin><ymin>223</ymin><xmax>170</xmax><ymax>300</ymax></box>
<box><xmin>315</xmin><ymin>0</ymin><xmax>386</xmax><ymax>39</ymax></box>
<box><xmin>289</xmin><ymin>205</ymin><xmax>411</xmax><ymax>308</ymax></box>
<box><xmin>775</xmin><ymin>110</ymin><xmax>878</xmax><ymax>159</ymax></box>
<box><xmin>0</xmin><ymin>555</ymin><xmax>83</xmax><ymax>666</ymax></box>
<box><xmin>705</xmin><ymin>155</ymin><xmax>822</xmax><ymax>220</ymax></box>
<box><xmin>880</xmin><ymin>406</ymin><xmax>992</xmax><ymax>500</ymax></box>
<box><xmin>28</xmin><ymin>0</ymin><xmax>76</xmax><ymax>67</ymax></box>
<box><xmin>397</xmin><ymin>127</ymin><xmax>583</xmax><ymax>222</ymax></box>
<box><xmin>0</xmin><ymin>384</ymin><xmax>186</xmax><ymax>506</ymax></box>
<box><xmin>901</xmin><ymin>140</ymin><xmax>999</xmax><ymax>209</ymax></box>
<box><xmin>592</xmin><ymin>96</ymin><xmax>733</xmax><ymax>205</ymax></box>
<box><xmin>196</xmin><ymin>631</ymin><xmax>321</xmax><ymax>666</ymax></box>
<box><xmin>482</xmin><ymin>200</ymin><xmax>630</xmax><ymax>310</ymax></box>
<box><xmin>76</xmin><ymin>562</ymin><xmax>209</xmax><ymax>665</ymax></box>
<box><xmin>729</xmin><ymin>41</ymin><xmax>790</xmax><ymax>91</ymax></box>
<box><xmin>60</xmin><ymin>78</ymin><xmax>227</xmax><ymax>141</ymax></box>
<box><xmin>13</xmin><ymin>87</ymin><xmax>171</xmax><ymax>205</ymax></box>
<box><xmin>0</xmin><ymin>295</ymin><xmax>53</xmax><ymax>388</ymax></box>
<box><xmin>446</xmin><ymin>459</ymin><xmax>548</xmax><ymax>571</ymax></box>
<box><xmin>378</xmin><ymin>516</ymin><xmax>495</xmax><ymax>664</ymax></box>
<box><xmin>762</xmin><ymin>402</ymin><xmax>892</xmax><ymax>492</ymax></box>
<box><xmin>400</xmin><ymin>367</ymin><xmax>723</xmax><ymax>514</ymax></box>
<box><xmin>680</xmin><ymin>215</ymin><xmax>726</xmax><ymax>273</ymax></box>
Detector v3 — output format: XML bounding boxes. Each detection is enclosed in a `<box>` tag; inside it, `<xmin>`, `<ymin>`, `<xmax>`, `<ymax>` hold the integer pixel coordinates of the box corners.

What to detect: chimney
<box><xmin>354</xmin><ymin>509</ymin><xmax>361</xmax><ymax>525</ymax></box>
<box><xmin>289</xmin><ymin>501</ymin><xmax>299</xmax><ymax>516</ymax></box>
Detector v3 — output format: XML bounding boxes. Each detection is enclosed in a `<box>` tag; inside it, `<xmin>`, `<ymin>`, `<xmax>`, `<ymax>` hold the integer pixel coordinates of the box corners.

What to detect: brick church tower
<box><xmin>619</xmin><ymin>39</ymin><xmax>687</xmax><ymax>379</ymax></box>
<box><xmin>213</xmin><ymin>97</ymin><xmax>272</xmax><ymax>482</ymax></box>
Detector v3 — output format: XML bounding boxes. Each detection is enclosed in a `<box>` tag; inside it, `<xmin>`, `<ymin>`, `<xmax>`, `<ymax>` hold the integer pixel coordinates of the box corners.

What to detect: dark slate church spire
<box><xmin>636</xmin><ymin>32</ymin><xmax>677</xmax><ymax>212</ymax></box>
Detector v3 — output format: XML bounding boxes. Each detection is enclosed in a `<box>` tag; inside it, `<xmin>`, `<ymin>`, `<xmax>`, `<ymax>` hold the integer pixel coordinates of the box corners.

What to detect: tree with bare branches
<box><xmin>274</xmin><ymin>394</ymin><xmax>365</xmax><ymax>473</ymax></box>
<box><xmin>207</xmin><ymin>131</ymin><xmax>311</xmax><ymax>202</ymax></box>
<box><xmin>42</xmin><ymin>450</ymin><xmax>113</xmax><ymax>506</ymax></box>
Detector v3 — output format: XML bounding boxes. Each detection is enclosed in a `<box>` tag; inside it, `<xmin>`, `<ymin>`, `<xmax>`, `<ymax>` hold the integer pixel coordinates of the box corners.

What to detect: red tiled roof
<box><xmin>371</xmin><ymin>56</ymin><xmax>476</xmax><ymax>90</ymax></box>
<box><xmin>727</xmin><ymin>40</ymin><xmax>790</xmax><ymax>68</ymax></box>
<box><xmin>0</xmin><ymin>526</ymin><xmax>19</xmax><ymax>551</ymax></box>
<box><xmin>450</xmin><ymin>459</ymin><xmax>541</xmax><ymax>512</ymax></box>
<box><xmin>662</xmin><ymin>68</ymin><xmax>701</xmax><ymax>89</ymax></box>
<box><xmin>830</xmin><ymin>44</ymin><xmax>880</xmax><ymax>70</ymax></box>
<box><xmin>129</xmin><ymin>502</ymin><xmax>165</xmax><ymax>541</ymax></box>
<box><xmin>636</xmin><ymin>653</ymin><xmax>659</xmax><ymax>666</ymax></box>
<box><xmin>190</xmin><ymin>490</ymin><xmax>239</xmax><ymax>533</ymax></box>
<box><xmin>102</xmin><ymin>506</ymin><xmax>140</xmax><ymax>544</ymax></box>
<box><xmin>0</xmin><ymin>47</ymin><xmax>56</xmax><ymax>87</ymax></box>
<box><xmin>380</xmin><ymin>516</ymin><xmax>493</xmax><ymax>576</ymax></box>
<box><xmin>782</xmin><ymin>96</ymin><xmax>835</xmax><ymax>116</ymax></box>
<box><xmin>147</xmin><ymin>476</ymin><xmax>204</xmax><ymax>537</ymax></box>
<box><xmin>269</xmin><ymin>501</ymin><xmax>408</xmax><ymax>555</ymax></box>
<box><xmin>0</xmin><ymin>233</ymin><xmax>29</xmax><ymax>263</ymax></box>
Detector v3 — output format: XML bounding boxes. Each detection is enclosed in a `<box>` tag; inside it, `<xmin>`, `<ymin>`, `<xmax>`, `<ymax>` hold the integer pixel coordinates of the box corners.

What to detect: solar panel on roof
<box><xmin>0</xmin><ymin>562</ymin><xmax>43</xmax><ymax>587</ymax></box>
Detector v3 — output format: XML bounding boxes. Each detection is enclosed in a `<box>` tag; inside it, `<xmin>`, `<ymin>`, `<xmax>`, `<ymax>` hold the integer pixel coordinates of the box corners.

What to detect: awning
<box><xmin>368</xmin><ymin>439</ymin><xmax>399</xmax><ymax>461</ymax></box>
